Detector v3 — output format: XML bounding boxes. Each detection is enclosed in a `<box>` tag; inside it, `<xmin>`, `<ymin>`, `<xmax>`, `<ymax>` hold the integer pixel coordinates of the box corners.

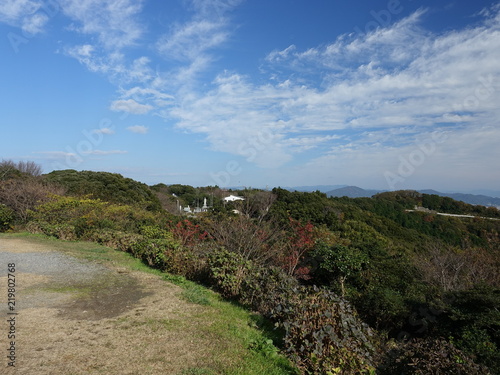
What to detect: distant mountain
<box><xmin>327</xmin><ymin>186</ymin><xmax>383</xmax><ymax>198</ymax></box>
<box><xmin>287</xmin><ymin>185</ymin><xmax>348</xmax><ymax>193</ymax></box>
<box><xmin>419</xmin><ymin>190</ymin><xmax>500</xmax><ymax>208</ymax></box>
<box><xmin>284</xmin><ymin>184</ymin><xmax>500</xmax><ymax>208</ymax></box>
<box><xmin>461</xmin><ymin>190</ymin><xmax>500</xmax><ymax>199</ymax></box>
<box><xmin>323</xmin><ymin>185</ymin><xmax>500</xmax><ymax>208</ymax></box>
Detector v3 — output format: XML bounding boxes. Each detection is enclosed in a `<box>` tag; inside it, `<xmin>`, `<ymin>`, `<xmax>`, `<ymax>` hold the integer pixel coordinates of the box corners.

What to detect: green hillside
<box><xmin>1</xmin><ymin>162</ymin><xmax>498</xmax><ymax>374</ymax></box>
<box><xmin>44</xmin><ymin>170</ymin><xmax>162</xmax><ymax>211</ymax></box>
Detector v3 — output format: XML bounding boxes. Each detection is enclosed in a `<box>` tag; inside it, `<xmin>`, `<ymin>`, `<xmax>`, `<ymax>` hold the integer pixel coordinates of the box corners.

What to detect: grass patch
<box><xmin>163</xmin><ymin>274</ymin><xmax>298</xmax><ymax>374</ymax></box>
<box><xmin>180</xmin><ymin>369</ymin><xmax>218</xmax><ymax>375</ymax></box>
<box><xmin>163</xmin><ymin>274</ymin><xmax>212</xmax><ymax>306</ymax></box>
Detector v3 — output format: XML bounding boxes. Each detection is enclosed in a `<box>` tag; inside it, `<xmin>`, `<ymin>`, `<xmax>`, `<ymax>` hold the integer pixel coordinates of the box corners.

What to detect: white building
<box><xmin>224</xmin><ymin>195</ymin><xmax>245</xmax><ymax>202</ymax></box>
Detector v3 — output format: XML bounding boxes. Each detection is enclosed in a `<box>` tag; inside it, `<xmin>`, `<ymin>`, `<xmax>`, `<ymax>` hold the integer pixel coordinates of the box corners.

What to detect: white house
<box><xmin>224</xmin><ymin>195</ymin><xmax>245</xmax><ymax>202</ymax></box>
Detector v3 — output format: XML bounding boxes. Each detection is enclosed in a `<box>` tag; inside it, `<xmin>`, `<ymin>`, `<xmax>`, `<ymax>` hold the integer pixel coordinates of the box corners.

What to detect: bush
<box><xmin>0</xmin><ymin>204</ymin><xmax>14</xmax><ymax>232</ymax></box>
<box><xmin>28</xmin><ymin>195</ymin><xmax>162</xmax><ymax>235</ymax></box>
<box><xmin>240</xmin><ymin>266</ymin><xmax>299</xmax><ymax>317</ymax></box>
<box><xmin>270</xmin><ymin>286</ymin><xmax>378</xmax><ymax>374</ymax></box>
<box><xmin>130</xmin><ymin>237</ymin><xmax>202</xmax><ymax>277</ymax></box>
<box><xmin>85</xmin><ymin>229</ymin><xmax>143</xmax><ymax>252</ymax></box>
<box><xmin>379</xmin><ymin>338</ymin><xmax>490</xmax><ymax>374</ymax></box>
<box><xmin>0</xmin><ymin>177</ymin><xmax>64</xmax><ymax>221</ymax></box>
<box><xmin>43</xmin><ymin>170</ymin><xmax>162</xmax><ymax>211</ymax></box>
<box><xmin>432</xmin><ymin>285</ymin><xmax>500</xmax><ymax>373</ymax></box>
<box><xmin>26</xmin><ymin>221</ymin><xmax>78</xmax><ymax>241</ymax></box>
<box><xmin>207</xmin><ymin>248</ymin><xmax>252</xmax><ymax>298</ymax></box>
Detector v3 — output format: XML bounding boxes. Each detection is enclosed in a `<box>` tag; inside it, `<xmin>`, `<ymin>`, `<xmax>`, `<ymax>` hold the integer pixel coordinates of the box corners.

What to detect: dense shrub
<box><xmin>240</xmin><ymin>265</ymin><xmax>300</xmax><ymax>317</ymax></box>
<box><xmin>26</xmin><ymin>221</ymin><xmax>78</xmax><ymax>241</ymax></box>
<box><xmin>87</xmin><ymin>229</ymin><xmax>143</xmax><ymax>252</ymax></box>
<box><xmin>28</xmin><ymin>195</ymin><xmax>161</xmax><ymax>235</ymax></box>
<box><xmin>270</xmin><ymin>286</ymin><xmax>378</xmax><ymax>374</ymax></box>
<box><xmin>44</xmin><ymin>170</ymin><xmax>162</xmax><ymax>211</ymax></box>
<box><xmin>311</xmin><ymin>242</ymin><xmax>369</xmax><ymax>296</ymax></box>
<box><xmin>0</xmin><ymin>177</ymin><xmax>65</xmax><ymax>221</ymax></box>
<box><xmin>212</xmin><ymin>260</ymin><xmax>378</xmax><ymax>374</ymax></box>
<box><xmin>130</xmin><ymin>235</ymin><xmax>205</xmax><ymax>278</ymax></box>
<box><xmin>379</xmin><ymin>338</ymin><xmax>490</xmax><ymax>374</ymax></box>
<box><xmin>207</xmin><ymin>248</ymin><xmax>253</xmax><ymax>298</ymax></box>
<box><xmin>130</xmin><ymin>238</ymin><xmax>171</xmax><ymax>269</ymax></box>
<box><xmin>0</xmin><ymin>204</ymin><xmax>15</xmax><ymax>232</ymax></box>
<box><xmin>431</xmin><ymin>285</ymin><xmax>500</xmax><ymax>373</ymax></box>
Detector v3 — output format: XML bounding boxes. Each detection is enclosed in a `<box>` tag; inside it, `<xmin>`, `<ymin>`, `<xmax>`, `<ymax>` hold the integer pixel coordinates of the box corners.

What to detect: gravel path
<box><xmin>0</xmin><ymin>236</ymin><xmax>213</xmax><ymax>374</ymax></box>
<box><xmin>0</xmin><ymin>240</ymin><xmax>145</xmax><ymax>318</ymax></box>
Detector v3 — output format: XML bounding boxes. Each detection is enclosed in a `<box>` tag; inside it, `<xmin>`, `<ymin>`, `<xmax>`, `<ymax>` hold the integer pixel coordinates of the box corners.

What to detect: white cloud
<box><xmin>82</xmin><ymin>150</ymin><xmax>128</xmax><ymax>155</ymax></box>
<box><xmin>283</xmin><ymin>135</ymin><xmax>342</xmax><ymax>153</ymax></box>
<box><xmin>65</xmin><ymin>45</ymin><xmax>153</xmax><ymax>85</ymax></box>
<box><xmin>0</xmin><ymin>0</ymin><xmax>39</xmax><ymax>21</ymax></box>
<box><xmin>21</xmin><ymin>11</ymin><xmax>48</xmax><ymax>34</ymax></box>
<box><xmin>120</xmin><ymin>87</ymin><xmax>174</xmax><ymax>108</ymax></box>
<box><xmin>71</xmin><ymin>44</ymin><xmax>94</xmax><ymax>57</ymax></box>
<box><xmin>110</xmin><ymin>99</ymin><xmax>153</xmax><ymax>114</ymax></box>
<box><xmin>169</xmin><ymin>6</ymin><xmax>500</xmax><ymax>175</ymax></box>
<box><xmin>266</xmin><ymin>9</ymin><xmax>428</xmax><ymax>77</ymax></box>
<box><xmin>61</xmin><ymin>0</ymin><xmax>153</xmax><ymax>89</ymax></box>
<box><xmin>60</xmin><ymin>0</ymin><xmax>144</xmax><ymax>50</ymax></box>
<box><xmin>93</xmin><ymin>127</ymin><xmax>115</xmax><ymax>135</ymax></box>
<box><xmin>158</xmin><ymin>20</ymin><xmax>228</xmax><ymax>62</ymax></box>
<box><xmin>0</xmin><ymin>0</ymin><xmax>50</xmax><ymax>34</ymax></box>
<box><xmin>156</xmin><ymin>0</ymin><xmax>241</xmax><ymax>86</ymax></box>
<box><xmin>127</xmin><ymin>125</ymin><xmax>148</xmax><ymax>134</ymax></box>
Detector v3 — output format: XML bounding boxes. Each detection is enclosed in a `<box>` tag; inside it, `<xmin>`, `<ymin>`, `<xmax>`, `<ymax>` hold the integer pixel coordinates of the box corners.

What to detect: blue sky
<box><xmin>1</xmin><ymin>0</ymin><xmax>499</xmax><ymax>192</ymax></box>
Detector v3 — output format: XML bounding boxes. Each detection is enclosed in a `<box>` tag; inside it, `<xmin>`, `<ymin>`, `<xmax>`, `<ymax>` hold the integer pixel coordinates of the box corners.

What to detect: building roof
<box><xmin>224</xmin><ymin>195</ymin><xmax>245</xmax><ymax>202</ymax></box>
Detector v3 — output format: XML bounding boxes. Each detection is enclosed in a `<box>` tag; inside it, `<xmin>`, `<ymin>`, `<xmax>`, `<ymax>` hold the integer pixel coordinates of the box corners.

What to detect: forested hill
<box><xmin>326</xmin><ymin>185</ymin><xmax>500</xmax><ymax>208</ymax></box>
<box><xmin>43</xmin><ymin>170</ymin><xmax>162</xmax><ymax>211</ymax></box>
<box><xmin>1</xmin><ymin>165</ymin><xmax>499</xmax><ymax>374</ymax></box>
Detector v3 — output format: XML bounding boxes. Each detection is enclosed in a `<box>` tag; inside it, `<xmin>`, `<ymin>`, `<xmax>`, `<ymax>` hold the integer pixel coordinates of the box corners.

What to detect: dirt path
<box><xmin>0</xmin><ymin>237</ymin><xmax>214</xmax><ymax>374</ymax></box>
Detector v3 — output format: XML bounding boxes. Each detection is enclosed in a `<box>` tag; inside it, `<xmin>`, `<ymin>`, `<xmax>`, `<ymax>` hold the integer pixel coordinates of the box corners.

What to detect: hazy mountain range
<box><xmin>286</xmin><ymin>185</ymin><xmax>500</xmax><ymax>208</ymax></box>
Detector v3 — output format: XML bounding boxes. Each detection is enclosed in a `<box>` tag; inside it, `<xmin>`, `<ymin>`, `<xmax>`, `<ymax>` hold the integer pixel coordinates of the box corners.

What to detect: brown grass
<box><xmin>0</xmin><ymin>237</ymin><xmax>239</xmax><ymax>374</ymax></box>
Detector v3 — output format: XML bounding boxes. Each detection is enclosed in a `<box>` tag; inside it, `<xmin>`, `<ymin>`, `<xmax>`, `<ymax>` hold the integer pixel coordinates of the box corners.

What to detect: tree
<box><xmin>240</xmin><ymin>190</ymin><xmax>276</xmax><ymax>223</ymax></box>
<box><xmin>0</xmin><ymin>160</ymin><xmax>42</xmax><ymax>180</ymax></box>
<box><xmin>312</xmin><ymin>243</ymin><xmax>368</xmax><ymax>296</ymax></box>
<box><xmin>280</xmin><ymin>218</ymin><xmax>316</xmax><ymax>279</ymax></box>
<box><xmin>0</xmin><ymin>175</ymin><xmax>64</xmax><ymax>222</ymax></box>
<box><xmin>414</xmin><ymin>243</ymin><xmax>500</xmax><ymax>291</ymax></box>
<box><xmin>44</xmin><ymin>170</ymin><xmax>161</xmax><ymax>211</ymax></box>
<box><xmin>204</xmin><ymin>215</ymin><xmax>285</xmax><ymax>265</ymax></box>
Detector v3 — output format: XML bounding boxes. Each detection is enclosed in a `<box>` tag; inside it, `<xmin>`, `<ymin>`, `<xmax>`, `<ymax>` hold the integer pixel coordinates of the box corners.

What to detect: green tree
<box><xmin>312</xmin><ymin>243</ymin><xmax>368</xmax><ymax>296</ymax></box>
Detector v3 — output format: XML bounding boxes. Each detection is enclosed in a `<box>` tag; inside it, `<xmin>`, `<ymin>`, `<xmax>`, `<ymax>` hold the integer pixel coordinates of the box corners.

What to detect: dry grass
<box><xmin>0</xmin><ymin>234</ymin><xmax>297</xmax><ymax>375</ymax></box>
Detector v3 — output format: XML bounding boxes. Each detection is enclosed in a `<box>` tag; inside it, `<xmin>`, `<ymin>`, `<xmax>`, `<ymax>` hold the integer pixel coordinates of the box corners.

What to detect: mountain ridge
<box><xmin>316</xmin><ymin>186</ymin><xmax>500</xmax><ymax>208</ymax></box>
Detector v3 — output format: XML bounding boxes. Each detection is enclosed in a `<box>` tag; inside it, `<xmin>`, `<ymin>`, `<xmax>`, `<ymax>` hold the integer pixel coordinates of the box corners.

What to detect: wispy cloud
<box><xmin>9</xmin><ymin>0</ymin><xmax>499</xmax><ymax>188</ymax></box>
<box><xmin>127</xmin><ymin>125</ymin><xmax>148</xmax><ymax>134</ymax></box>
<box><xmin>93</xmin><ymin>127</ymin><xmax>115</xmax><ymax>135</ymax></box>
<box><xmin>156</xmin><ymin>0</ymin><xmax>241</xmax><ymax>85</ymax></box>
<box><xmin>82</xmin><ymin>150</ymin><xmax>128</xmax><ymax>155</ymax></box>
<box><xmin>170</xmin><ymin>6</ymin><xmax>500</xmax><ymax>177</ymax></box>
<box><xmin>60</xmin><ymin>0</ymin><xmax>154</xmax><ymax>88</ymax></box>
<box><xmin>110</xmin><ymin>99</ymin><xmax>153</xmax><ymax>114</ymax></box>
<box><xmin>0</xmin><ymin>0</ymin><xmax>49</xmax><ymax>34</ymax></box>
<box><xmin>60</xmin><ymin>0</ymin><xmax>144</xmax><ymax>50</ymax></box>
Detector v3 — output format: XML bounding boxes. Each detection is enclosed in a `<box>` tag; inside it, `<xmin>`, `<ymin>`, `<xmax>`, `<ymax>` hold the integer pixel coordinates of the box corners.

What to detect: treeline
<box><xmin>1</xmin><ymin>162</ymin><xmax>499</xmax><ymax>374</ymax></box>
